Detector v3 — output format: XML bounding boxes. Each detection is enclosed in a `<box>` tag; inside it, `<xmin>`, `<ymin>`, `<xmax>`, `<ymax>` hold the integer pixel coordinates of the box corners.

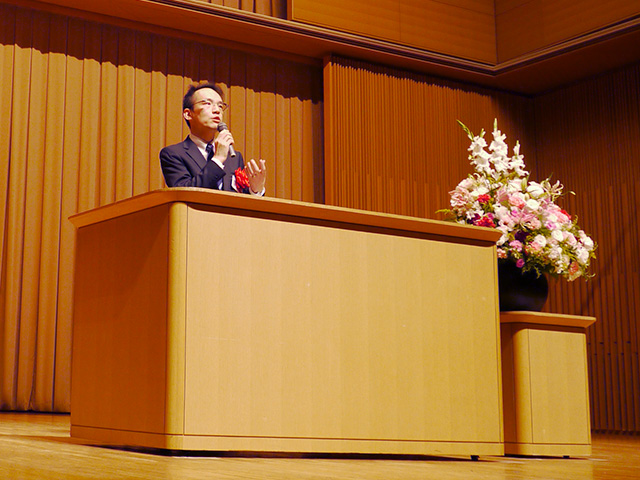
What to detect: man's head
<box><xmin>182</xmin><ymin>82</ymin><xmax>228</xmax><ymax>139</ymax></box>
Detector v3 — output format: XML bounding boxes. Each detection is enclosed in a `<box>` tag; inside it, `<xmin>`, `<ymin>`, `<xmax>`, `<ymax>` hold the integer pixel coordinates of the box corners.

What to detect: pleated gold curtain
<box><xmin>323</xmin><ymin>56</ymin><xmax>535</xmax><ymax>218</ymax></box>
<box><xmin>0</xmin><ymin>3</ymin><xmax>323</xmax><ymax>412</ymax></box>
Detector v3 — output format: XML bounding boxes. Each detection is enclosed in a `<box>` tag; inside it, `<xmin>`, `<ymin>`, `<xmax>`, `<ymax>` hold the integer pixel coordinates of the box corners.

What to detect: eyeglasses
<box><xmin>192</xmin><ymin>99</ymin><xmax>228</xmax><ymax>111</ymax></box>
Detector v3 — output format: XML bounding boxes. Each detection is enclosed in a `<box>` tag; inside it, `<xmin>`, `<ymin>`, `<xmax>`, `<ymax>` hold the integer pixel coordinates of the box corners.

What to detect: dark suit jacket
<box><xmin>160</xmin><ymin>136</ymin><xmax>249</xmax><ymax>193</ymax></box>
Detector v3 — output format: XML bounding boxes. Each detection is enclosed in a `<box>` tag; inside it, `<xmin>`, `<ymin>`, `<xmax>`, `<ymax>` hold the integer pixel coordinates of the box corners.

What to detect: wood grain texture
<box><xmin>291</xmin><ymin>0</ymin><xmax>497</xmax><ymax>63</ymax></box>
<box><xmin>71</xmin><ymin>205</ymin><xmax>172</xmax><ymax>434</ymax></box>
<box><xmin>496</xmin><ymin>0</ymin><xmax>640</xmax><ymax>62</ymax></box>
<box><xmin>501</xmin><ymin>313</ymin><xmax>593</xmax><ymax>456</ymax></box>
<box><xmin>70</xmin><ymin>190</ymin><xmax>503</xmax><ymax>455</ymax></box>
<box><xmin>5</xmin><ymin>413</ymin><xmax>640</xmax><ymax>477</ymax></box>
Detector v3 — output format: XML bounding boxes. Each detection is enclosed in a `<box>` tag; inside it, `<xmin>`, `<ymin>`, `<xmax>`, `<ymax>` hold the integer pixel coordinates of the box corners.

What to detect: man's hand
<box><xmin>213</xmin><ymin>130</ymin><xmax>234</xmax><ymax>163</ymax></box>
<box><xmin>246</xmin><ymin>159</ymin><xmax>267</xmax><ymax>194</ymax></box>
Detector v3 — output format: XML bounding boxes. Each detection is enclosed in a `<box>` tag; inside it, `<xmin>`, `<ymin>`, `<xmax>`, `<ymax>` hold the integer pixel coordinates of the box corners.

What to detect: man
<box><xmin>160</xmin><ymin>82</ymin><xmax>266</xmax><ymax>195</ymax></box>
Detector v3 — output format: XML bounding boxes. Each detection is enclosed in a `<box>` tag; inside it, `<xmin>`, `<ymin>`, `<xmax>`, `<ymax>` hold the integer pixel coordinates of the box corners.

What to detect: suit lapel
<box><xmin>222</xmin><ymin>155</ymin><xmax>241</xmax><ymax>191</ymax></box>
<box><xmin>182</xmin><ymin>137</ymin><xmax>207</xmax><ymax>170</ymax></box>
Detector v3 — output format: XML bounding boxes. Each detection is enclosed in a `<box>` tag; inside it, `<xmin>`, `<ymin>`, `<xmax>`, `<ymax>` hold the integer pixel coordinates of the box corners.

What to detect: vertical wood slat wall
<box><xmin>535</xmin><ymin>64</ymin><xmax>640</xmax><ymax>433</ymax></box>
<box><xmin>207</xmin><ymin>0</ymin><xmax>287</xmax><ymax>18</ymax></box>
<box><xmin>0</xmin><ymin>2</ymin><xmax>323</xmax><ymax>412</ymax></box>
<box><xmin>323</xmin><ymin>56</ymin><xmax>534</xmax><ymax>219</ymax></box>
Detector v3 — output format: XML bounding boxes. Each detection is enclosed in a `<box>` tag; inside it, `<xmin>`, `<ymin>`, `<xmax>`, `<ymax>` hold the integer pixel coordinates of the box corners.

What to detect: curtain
<box><xmin>0</xmin><ymin>3</ymin><xmax>323</xmax><ymax>411</ymax></box>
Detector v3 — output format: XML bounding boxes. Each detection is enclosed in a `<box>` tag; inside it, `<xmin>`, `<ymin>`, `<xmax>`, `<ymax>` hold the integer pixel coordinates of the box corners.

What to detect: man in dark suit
<box><xmin>160</xmin><ymin>82</ymin><xmax>266</xmax><ymax>195</ymax></box>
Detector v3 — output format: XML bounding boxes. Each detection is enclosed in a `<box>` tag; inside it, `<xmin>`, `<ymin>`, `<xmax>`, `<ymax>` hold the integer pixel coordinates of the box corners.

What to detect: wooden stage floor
<box><xmin>1</xmin><ymin>412</ymin><xmax>639</xmax><ymax>479</ymax></box>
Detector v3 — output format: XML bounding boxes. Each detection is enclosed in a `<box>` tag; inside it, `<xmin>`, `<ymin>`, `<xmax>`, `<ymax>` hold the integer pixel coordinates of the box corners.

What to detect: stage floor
<box><xmin>1</xmin><ymin>412</ymin><xmax>639</xmax><ymax>479</ymax></box>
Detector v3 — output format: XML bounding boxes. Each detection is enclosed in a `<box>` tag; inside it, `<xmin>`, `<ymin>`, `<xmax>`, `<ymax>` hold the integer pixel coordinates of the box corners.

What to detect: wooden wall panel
<box><xmin>496</xmin><ymin>0</ymin><xmax>640</xmax><ymax>62</ymax></box>
<box><xmin>535</xmin><ymin>63</ymin><xmax>640</xmax><ymax>433</ymax></box>
<box><xmin>0</xmin><ymin>2</ymin><xmax>323</xmax><ymax>412</ymax></box>
<box><xmin>291</xmin><ymin>0</ymin><xmax>497</xmax><ymax>63</ymax></box>
<box><xmin>323</xmin><ymin>56</ymin><xmax>533</xmax><ymax>218</ymax></box>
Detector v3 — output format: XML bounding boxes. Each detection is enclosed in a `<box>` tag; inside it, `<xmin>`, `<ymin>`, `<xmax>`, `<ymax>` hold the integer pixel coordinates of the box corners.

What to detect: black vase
<box><xmin>498</xmin><ymin>259</ymin><xmax>549</xmax><ymax>312</ymax></box>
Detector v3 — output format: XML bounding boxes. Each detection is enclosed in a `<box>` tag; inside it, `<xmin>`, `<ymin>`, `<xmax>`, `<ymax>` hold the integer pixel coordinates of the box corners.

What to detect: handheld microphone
<box><xmin>216</xmin><ymin>122</ymin><xmax>236</xmax><ymax>157</ymax></box>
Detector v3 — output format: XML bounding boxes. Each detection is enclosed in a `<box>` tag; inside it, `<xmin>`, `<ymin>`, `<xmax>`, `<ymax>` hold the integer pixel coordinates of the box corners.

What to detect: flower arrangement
<box><xmin>441</xmin><ymin>119</ymin><xmax>596</xmax><ymax>281</ymax></box>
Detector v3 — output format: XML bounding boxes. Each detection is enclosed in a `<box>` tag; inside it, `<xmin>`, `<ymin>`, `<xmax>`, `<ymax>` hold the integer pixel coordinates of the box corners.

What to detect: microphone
<box><xmin>217</xmin><ymin>122</ymin><xmax>236</xmax><ymax>157</ymax></box>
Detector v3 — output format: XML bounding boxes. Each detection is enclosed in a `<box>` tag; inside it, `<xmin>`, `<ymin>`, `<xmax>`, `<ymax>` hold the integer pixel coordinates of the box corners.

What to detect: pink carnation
<box><xmin>509</xmin><ymin>240</ymin><xmax>523</xmax><ymax>252</ymax></box>
<box><xmin>474</xmin><ymin>214</ymin><xmax>496</xmax><ymax>228</ymax></box>
<box><xmin>525</xmin><ymin>242</ymin><xmax>542</xmax><ymax>255</ymax></box>
<box><xmin>477</xmin><ymin>194</ymin><xmax>491</xmax><ymax>204</ymax></box>
<box><xmin>508</xmin><ymin>193</ymin><xmax>526</xmax><ymax>209</ymax></box>
<box><xmin>516</xmin><ymin>258</ymin><xmax>525</xmax><ymax>268</ymax></box>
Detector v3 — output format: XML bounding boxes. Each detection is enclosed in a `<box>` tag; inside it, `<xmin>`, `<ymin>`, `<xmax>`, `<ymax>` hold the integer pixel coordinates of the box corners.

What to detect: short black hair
<box><xmin>183</xmin><ymin>82</ymin><xmax>225</xmax><ymax>127</ymax></box>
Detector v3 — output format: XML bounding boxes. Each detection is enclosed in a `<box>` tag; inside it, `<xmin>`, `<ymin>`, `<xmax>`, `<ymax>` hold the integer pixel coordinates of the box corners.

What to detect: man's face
<box><xmin>183</xmin><ymin>88</ymin><xmax>225</xmax><ymax>137</ymax></box>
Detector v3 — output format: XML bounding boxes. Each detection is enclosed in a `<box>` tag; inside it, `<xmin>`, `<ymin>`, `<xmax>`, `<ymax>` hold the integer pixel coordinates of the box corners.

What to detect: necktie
<box><xmin>206</xmin><ymin>143</ymin><xmax>223</xmax><ymax>190</ymax></box>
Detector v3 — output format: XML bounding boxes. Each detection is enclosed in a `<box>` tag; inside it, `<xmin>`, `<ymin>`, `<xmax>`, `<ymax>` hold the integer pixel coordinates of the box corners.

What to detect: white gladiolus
<box><xmin>469</xmin><ymin>136</ymin><xmax>487</xmax><ymax>155</ymax></box>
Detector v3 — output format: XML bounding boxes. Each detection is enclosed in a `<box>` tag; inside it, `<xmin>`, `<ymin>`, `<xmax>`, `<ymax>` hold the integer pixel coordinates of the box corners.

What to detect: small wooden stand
<box><xmin>500</xmin><ymin>311</ymin><xmax>595</xmax><ymax>457</ymax></box>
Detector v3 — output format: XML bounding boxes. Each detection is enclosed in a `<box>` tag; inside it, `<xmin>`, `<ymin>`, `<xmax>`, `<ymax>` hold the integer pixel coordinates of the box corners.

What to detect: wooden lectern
<box><xmin>70</xmin><ymin>188</ymin><xmax>503</xmax><ymax>456</ymax></box>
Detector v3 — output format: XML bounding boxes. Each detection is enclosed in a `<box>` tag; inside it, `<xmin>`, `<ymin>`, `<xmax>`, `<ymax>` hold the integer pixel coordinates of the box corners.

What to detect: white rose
<box><xmin>582</xmin><ymin>235</ymin><xmax>594</xmax><ymax>250</ymax></box>
<box><xmin>525</xmin><ymin>199</ymin><xmax>540</xmax><ymax>211</ymax></box>
<box><xmin>534</xmin><ymin>234</ymin><xmax>547</xmax><ymax>248</ymax></box>
<box><xmin>565</xmin><ymin>232</ymin><xmax>577</xmax><ymax>246</ymax></box>
<box><xmin>552</xmin><ymin>229</ymin><xmax>564</xmax><ymax>242</ymax></box>
<box><xmin>548</xmin><ymin>245</ymin><xmax>562</xmax><ymax>260</ymax></box>
<box><xmin>507</xmin><ymin>179</ymin><xmax>522</xmax><ymax>193</ymax></box>
<box><xmin>577</xmin><ymin>247</ymin><xmax>590</xmax><ymax>265</ymax></box>
<box><xmin>527</xmin><ymin>182</ymin><xmax>545</xmax><ymax>198</ymax></box>
<box><xmin>471</xmin><ymin>185</ymin><xmax>489</xmax><ymax>197</ymax></box>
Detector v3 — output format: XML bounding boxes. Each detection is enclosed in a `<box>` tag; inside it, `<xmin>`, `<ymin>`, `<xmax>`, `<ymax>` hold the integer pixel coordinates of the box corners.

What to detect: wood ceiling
<box><xmin>12</xmin><ymin>0</ymin><xmax>640</xmax><ymax>95</ymax></box>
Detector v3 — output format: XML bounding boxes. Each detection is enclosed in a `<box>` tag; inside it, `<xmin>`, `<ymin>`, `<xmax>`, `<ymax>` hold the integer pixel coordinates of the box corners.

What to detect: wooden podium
<box><xmin>69</xmin><ymin>188</ymin><xmax>504</xmax><ymax>456</ymax></box>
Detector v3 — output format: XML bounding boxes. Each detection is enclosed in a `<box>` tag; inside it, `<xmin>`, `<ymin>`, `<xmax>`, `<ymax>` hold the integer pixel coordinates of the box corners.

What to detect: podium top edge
<box><xmin>500</xmin><ymin>311</ymin><xmax>596</xmax><ymax>328</ymax></box>
<box><xmin>69</xmin><ymin>188</ymin><xmax>501</xmax><ymax>244</ymax></box>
